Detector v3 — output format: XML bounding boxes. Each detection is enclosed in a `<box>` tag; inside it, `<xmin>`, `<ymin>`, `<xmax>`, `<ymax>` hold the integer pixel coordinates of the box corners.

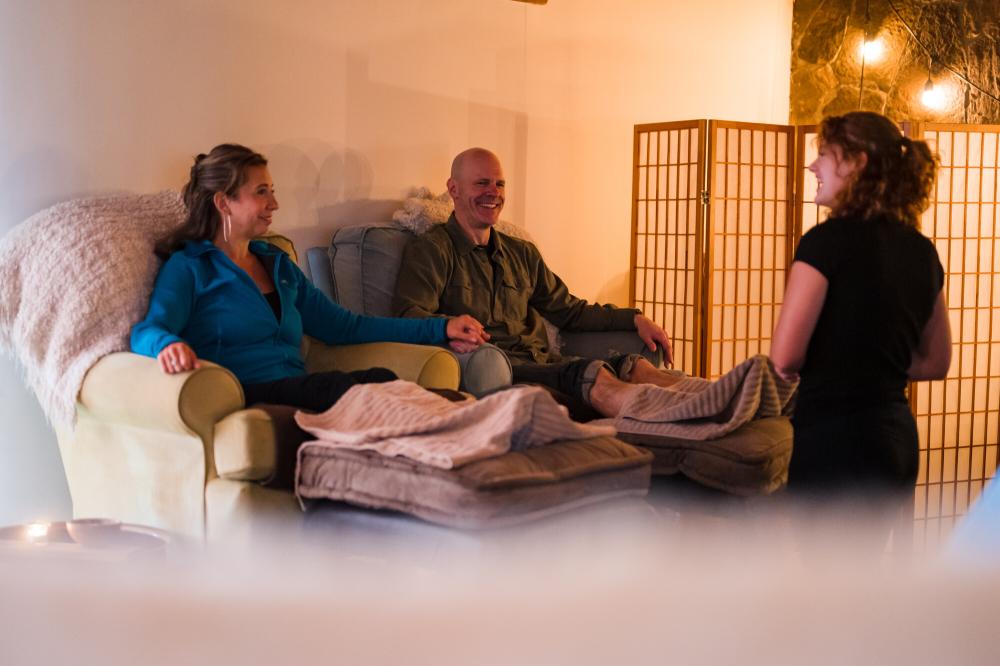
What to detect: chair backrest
<box><xmin>259</xmin><ymin>231</ymin><xmax>298</xmax><ymax>263</ymax></box>
<box><xmin>307</xmin><ymin>225</ymin><xmax>415</xmax><ymax>316</ymax></box>
<box><xmin>309</xmin><ymin>224</ymin><xmax>514</xmax><ymax>396</ymax></box>
<box><xmin>308</xmin><ymin>222</ymin><xmax>661</xmax><ymax>369</ymax></box>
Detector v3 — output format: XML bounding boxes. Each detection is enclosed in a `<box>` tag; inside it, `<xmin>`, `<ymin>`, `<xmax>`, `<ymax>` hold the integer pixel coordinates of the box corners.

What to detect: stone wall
<box><xmin>791</xmin><ymin>0</ymin><xmax>1000</xmax><ymax>124</ymax></box>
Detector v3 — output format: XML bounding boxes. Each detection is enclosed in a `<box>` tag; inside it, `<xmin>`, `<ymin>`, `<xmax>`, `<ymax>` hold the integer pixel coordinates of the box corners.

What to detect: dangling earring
<box><xmin>224</xmin><ymin>214</ymin><xmax>231</xmax><ymax>243</ymax></box>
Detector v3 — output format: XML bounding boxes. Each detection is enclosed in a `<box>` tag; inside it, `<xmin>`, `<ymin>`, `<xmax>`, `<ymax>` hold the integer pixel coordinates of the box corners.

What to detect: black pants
<box><xmin>241</xmin><ymin>367</ymin><xmax>398</xmax><ymax>413</ymax></box>
<box><xmin>242</xmin><ymin>368</ymin><xmax>471</xmax><ymax>490</ymax></box>
<box><xmin>788</xmin><ymin>400</ymin><xmax>919</xmax><ymax>494</ymax></box>
<box><xmin>508</xmin><ymin>357</ymin><xmax>611</xmax><ymax>422</ymax></box>
<box><xmin>785</xmin><ymin>400</ymin><xmax>918</xmax><ymax>553</ymax></box>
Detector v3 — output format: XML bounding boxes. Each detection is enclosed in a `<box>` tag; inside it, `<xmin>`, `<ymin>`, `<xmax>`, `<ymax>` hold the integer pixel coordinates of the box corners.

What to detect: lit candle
<box><xmin>25</xmin><ymin>522</ymin><xmax>49</xmax><ymax>542</ymax></box>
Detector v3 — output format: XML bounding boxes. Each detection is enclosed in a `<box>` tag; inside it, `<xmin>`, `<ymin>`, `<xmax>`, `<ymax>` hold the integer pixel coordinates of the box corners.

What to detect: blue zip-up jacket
<box><xmin>130</xmin><ymin>240</ymin><xmax>447</xmax><ymax>384</ymax></box>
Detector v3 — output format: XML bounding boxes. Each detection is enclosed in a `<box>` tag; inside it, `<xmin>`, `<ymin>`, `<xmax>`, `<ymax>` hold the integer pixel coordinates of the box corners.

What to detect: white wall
<box><xmin>0</xmin><ymin>0</ymin><xmax>791</xmax><ymax>525</ymax></box>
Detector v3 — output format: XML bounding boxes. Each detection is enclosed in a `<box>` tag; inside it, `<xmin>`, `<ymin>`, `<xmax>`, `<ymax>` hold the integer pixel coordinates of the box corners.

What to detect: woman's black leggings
<box><xmin>785</xmin><ymin>400</ymin><xmax>920</xmax><ymax>555</ymax></box>
<box><xmin>241</xmin><ymin>367</ymin><xmax>398</xmax><ymax>412</ymax></box>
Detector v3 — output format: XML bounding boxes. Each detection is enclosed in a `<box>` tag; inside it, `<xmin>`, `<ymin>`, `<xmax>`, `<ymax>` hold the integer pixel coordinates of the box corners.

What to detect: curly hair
<box><xmin>818</xmin><ymin>112</ymin><xmax>937</xmax><ymax>229</ymax></box>
<box><xmin>155</xmin><ymin>143</ymin><xmax>268</xmax><ymax>258</ymax></box>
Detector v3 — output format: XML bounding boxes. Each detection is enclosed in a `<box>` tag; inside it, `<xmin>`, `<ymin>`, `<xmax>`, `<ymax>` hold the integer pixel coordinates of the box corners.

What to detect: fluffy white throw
<box><xmin>597</xmin><ymin>354</ymin><xmax>797</xmax><ymax>440</ymax></box>
<box><xmin>294</xmin><ymin>380</ymin><xmax>614</xmax><ymax>469</ymax></box>
<box><xmin>0</xmin><ymin>191</ymin><xmax>185</xmax><ymax>425</ymax></box>
<box><xmin>392</xmin><ymin>186</ymin><xmax>531</xmax><ymax>241</ymax></box>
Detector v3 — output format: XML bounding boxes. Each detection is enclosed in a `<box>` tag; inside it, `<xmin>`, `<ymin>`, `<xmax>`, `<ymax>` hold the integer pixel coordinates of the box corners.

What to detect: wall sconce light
<box><xmin>921</xmin><ymin>75</ymin><xmax>946</xmax><ymax>110</ymax></box>
<box><xmin>859</xmin><ymin>37</ymin><xmax>884</xmax><ymax>63</ymax></box>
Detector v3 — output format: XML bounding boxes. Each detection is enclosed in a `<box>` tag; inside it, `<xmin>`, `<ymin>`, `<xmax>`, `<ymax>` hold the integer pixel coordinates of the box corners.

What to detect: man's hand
<box><xmin>634</xmin><ymin>314</ymin><xmax>673</xmax><ymax>365</ymax></box>
<box><xmin>446</xmin><ymin>314</ymin><xmax>489</xmax><ymax>352</ymax></box>
<box><xmin>157</xmin><ymin>341</ymin><xmax>201</xmax><ymax>374</ymax></box>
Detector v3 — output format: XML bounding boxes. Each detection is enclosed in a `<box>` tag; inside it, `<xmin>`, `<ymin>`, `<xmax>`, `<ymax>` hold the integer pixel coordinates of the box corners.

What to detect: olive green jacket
<box><xmin>392</xmin><ymin>214</ymin><xmax>639</xmax><ymax>362</ymax></box>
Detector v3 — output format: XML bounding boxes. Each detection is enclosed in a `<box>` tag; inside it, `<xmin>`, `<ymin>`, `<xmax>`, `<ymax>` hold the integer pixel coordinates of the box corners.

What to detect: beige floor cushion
<box><xmin>617</xmin><ymin>416</ymin><xmax>792</xmax><ymax>496</ymax></box>
<box><xmin>297</xmin><ymin>436</ymin><xmax>653</xmax><ymax>529</ymax></box>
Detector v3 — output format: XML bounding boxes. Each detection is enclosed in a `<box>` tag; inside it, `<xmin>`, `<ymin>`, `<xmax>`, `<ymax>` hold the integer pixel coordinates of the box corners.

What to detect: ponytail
<box><xmin>818</xmin><ymin>112</ymin><xmax>938</xmax><ymax>229</ymax></box>
<box><xmin>180</xmin><ymin>153</ymin><xmax>209</xmax><ymax>211</ymax></box>
<box><xmin>894</xmin><ymin>136</ymin><xmax>937</xmax><ymax>227</ymax></box>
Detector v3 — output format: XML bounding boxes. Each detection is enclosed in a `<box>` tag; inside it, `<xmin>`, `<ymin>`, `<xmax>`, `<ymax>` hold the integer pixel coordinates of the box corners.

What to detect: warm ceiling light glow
<box><xmin>859</xmin><ymin>38</ymin><xmax>884</xmax><ymax>62</ymax></box>
<box><xmin>921</xmin><ymin>78</ymin><xmax>946</xmax><ymax>110</ymax></box>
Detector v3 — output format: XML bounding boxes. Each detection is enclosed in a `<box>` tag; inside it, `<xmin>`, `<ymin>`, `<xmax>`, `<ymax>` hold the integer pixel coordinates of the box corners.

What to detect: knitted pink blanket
<box><xmin>294</xmin><ymin>380</ymin><xmax>614</xmax><ymax>469</ymax></box>
<box><xmin>0</xmin><ymin>192</ymin><xmax>184</xmax><ymax>424</ymax></box>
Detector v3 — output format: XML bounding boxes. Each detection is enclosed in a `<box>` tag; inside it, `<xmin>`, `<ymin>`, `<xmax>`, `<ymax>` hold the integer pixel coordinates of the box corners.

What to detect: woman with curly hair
<box><xmin>771</xmin><ymin>112</ymin><xmax>952</xmax><ymax>521</ymax></box>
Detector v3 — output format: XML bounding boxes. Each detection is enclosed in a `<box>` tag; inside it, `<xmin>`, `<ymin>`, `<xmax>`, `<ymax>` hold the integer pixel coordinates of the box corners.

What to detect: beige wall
<box><xmin>0</xmin><ymin>0</ymin><xmax>792</xmax><ymax>524</ymax></box>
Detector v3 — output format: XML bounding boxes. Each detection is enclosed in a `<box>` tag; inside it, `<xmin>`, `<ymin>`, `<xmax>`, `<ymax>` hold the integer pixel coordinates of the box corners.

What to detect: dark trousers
<box><xmin>241</xmin><ymin>367</ymin><xmax>398</xmax><ymax>413</ymax></box>
<box><xmin>242</xmin><ymin>368</ymin><xmax>471</xmax><ymax>491</ymax></box>
<box><xmin>785</xmin><ymin>400</ymin><xmax>919</xmax><ymax>554</ymax></box>
<box><xmin>788</xmin><ymin>400</ymin><xmax>919</xmax><ymax>494</ymax></box>
<box><xmin>509</xmin><ymin>357</ymin><xmax>605</xmax><ymax>422</ymax></box>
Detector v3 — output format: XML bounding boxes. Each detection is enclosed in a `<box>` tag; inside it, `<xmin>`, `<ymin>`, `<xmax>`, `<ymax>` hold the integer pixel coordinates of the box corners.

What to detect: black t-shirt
<box><xmin>791</xmin><ymin>215</ymin><xmax>944</xmax><ymax>423</ymax></box>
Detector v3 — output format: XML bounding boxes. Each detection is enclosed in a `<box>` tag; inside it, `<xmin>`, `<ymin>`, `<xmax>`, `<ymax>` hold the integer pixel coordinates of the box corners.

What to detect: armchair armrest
<box><xmin>68</xmin><ymin>352</ymin><xmax>248</xmax><ymax>537</ymax></box>
<box><xmin>454</xmin><ymin>343</ymin><xmax>512</xmax><ymax>396</ymax></box>
<box><xmin>303</xmin><ymin>339</ymin><xmax>460</xmax><ymax>389</ymax></box>
<box><xmin>559</xmin><ymin>331</ymin><xmax>663</xmax><ymax>368</ymax></box>
<box><xmin>78</xmin><ymin>352</ymin><xmax>245</xmax><ymax>442</ymax></box>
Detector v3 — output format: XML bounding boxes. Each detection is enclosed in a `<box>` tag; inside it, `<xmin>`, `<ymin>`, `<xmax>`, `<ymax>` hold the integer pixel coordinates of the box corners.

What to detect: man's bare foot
<box><xmin>623</xmin><ymin>358</ymin><xmax>685</xmax><ymax>388</ymax></box>
<box><xmin>588</xmin><ymin>368</ymin><xmax>646</xmax><ymax>418</ymax></box>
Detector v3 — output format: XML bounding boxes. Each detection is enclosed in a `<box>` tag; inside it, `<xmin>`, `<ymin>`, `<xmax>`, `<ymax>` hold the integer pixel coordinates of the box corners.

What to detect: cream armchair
<box><xmin>57</xmin><ymin>339</ymin><xmax>460</xmax><ymax>541</ymax></box>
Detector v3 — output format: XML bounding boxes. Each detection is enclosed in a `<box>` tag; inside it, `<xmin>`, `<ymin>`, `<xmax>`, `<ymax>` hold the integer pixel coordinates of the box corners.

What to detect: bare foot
<box><xmin>588</xmin><ymin>368</ymin><xmax>646</xmax><ymax>418</ymax></box>
<box><xmin>624</xmin><ymin>358</ymin><xmax>685</xmax><ymax>388</ymax></box>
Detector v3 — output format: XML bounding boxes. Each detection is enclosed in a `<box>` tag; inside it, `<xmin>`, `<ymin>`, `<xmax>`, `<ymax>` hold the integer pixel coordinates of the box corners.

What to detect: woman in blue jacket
<box><xmin>131</xmin><ymin>144</ymin><xmax>488</xmax><ymax>411</ymax></box>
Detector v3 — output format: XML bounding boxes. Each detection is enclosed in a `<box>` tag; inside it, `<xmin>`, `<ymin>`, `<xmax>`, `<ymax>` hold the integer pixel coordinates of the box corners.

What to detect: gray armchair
<box><xmin>305</xmin><ymin>224</ymin><xmax>661</xmax><ymax>396</ymax></box>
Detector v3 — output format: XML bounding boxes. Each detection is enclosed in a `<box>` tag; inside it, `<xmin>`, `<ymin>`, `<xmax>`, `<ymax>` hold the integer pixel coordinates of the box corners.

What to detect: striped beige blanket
<box><xmin>605</xmin><ymin>354</ymin><xmax>797</xmax><ymax>440</ymax></box>
<box><xmin>294</xmin><ymin>380</ymin><xmax>614</xmax><ymax>469</ymax></box>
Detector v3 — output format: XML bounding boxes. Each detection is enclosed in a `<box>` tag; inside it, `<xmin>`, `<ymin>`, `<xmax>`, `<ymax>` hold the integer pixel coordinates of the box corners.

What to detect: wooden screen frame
<box><xmin>903</xmin><ymin>121</ymin><xmax>1000</xmax><ymax>548</ymax></box>
<box><xmin>703</xmin><ymin>120</ymin><xmax>797</xmax><ymax>379</ymax></box>
<box><xmin>630</xmin><ymin>120</ymin><xmax>708</xmax><ymax>377</ymax></box>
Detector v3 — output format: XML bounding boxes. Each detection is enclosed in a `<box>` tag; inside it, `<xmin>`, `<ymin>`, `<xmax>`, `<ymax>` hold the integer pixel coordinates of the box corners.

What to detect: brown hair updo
<box><xmin>818</xmin><ymin>111</ymin><xmax>937</xmax><ymax>228</ymax></box>
<box><xmin>155</xmin><ymin>143</ymin><xmax>267</xmax><ymax>258</ymax></box>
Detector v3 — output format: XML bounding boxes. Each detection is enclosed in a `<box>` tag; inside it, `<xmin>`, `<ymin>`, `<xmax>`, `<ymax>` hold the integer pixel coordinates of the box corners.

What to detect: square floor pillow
<box><xmin>296</xmin><ymin>435</ymin><xmax>653</xmax><ymax>529</ymax></box>
<box><xmin>235</xmin><ymin>403</ymin><xmax>654</xmax><ymax>529</ymax></box>
<box><xmin>616</xmin><ymin>416</ymin><xmax>792</xmax><ymax>496</ymax></box>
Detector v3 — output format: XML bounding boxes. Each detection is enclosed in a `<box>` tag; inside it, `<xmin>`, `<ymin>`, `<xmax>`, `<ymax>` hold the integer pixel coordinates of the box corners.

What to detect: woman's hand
<box><xmin>446</xmin><ymin>315</ymin><xmax>490</xmax><ymax>353</ymax></box>
<box><xmin>157</xmin><ymin>342</ymin><xmax>201</xmax><ymax>374</ymax></box>
<box><xmin>774</xmin><ymin>367</ymin><xmax>800</xmax><ymax>384</ymax></box>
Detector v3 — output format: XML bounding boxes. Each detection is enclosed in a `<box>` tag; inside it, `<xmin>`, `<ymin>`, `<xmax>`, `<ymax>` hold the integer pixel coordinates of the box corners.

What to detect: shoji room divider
<box><xmin>906</xmin><ymin>123</ymin><xmax>1000</xmax><ymax>548</ymax></box>
<box><xmin>631</xmin><ymin>120</ymin><xmax>705</xmax><ymax>378</ymax></box>
<box><xmin>631</xmin><ymin>119</ymin><xmax>1000</xmax><ymax>546</ymax></box>
<box><xmin>631</xmin><ymin>120</ymin><xmax>795</xmax><ymax>380</ymax></box>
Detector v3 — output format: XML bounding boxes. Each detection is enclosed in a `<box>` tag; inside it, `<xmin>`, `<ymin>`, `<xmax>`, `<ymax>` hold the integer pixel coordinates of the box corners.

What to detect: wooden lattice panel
<box><xmin>910</xmin><ymin>124</ymin><xmax>1000</xmax><ymax>550</ymax></box>
<box><xmin>631</xmin><ymin>121</ymin><xmax>704</xmax><ymax>376</ymax></box>
<box><xmin>705</xmin><ymin>122</ymin><xmax>796</xmax><ymax>379</ymax></box>
<box><xmin>633</xmin><ymin>118</ymin><xmax>999</xmax><ymax>547</ymax></box>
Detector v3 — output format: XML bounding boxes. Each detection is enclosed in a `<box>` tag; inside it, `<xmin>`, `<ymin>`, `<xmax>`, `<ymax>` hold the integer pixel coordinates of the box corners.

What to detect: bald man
<box><xmin>393</xmin><ymin>148</ymin><xmax>678</xmax><ymax>419</ymax></box>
